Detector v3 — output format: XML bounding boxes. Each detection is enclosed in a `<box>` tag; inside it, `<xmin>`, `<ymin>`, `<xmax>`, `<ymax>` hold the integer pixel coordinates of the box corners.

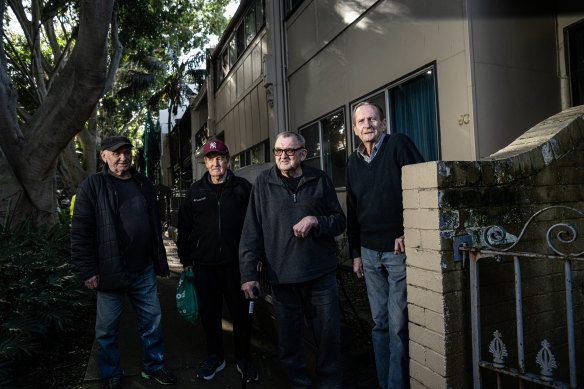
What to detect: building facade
<box><xmin>178</xmin><ymin>0</ymin><xmax>583</xmax><ymax>188</ymax></box>
<box><xmin>164</xmin><ymin>2</ymin><xmax>584</xmax><ymax>387</ymax></box>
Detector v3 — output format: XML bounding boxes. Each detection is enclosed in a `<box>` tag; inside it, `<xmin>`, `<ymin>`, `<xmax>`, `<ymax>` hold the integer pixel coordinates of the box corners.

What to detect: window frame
<box><xmin>232</xmin><ymin>140</ymin><xmax>269</xmax><ymax>171</ymax></box>
<box><xmin>298</xmin><ymin>106</ymin><xmax>347</xmax><ymax>189</ymax></box>
<box><xmin>349</xmin><ymin>62</ymin><xmax>441</xmax><ymax>160</ymax></box>
<box><xmin>214</xmin><ymin>0</ymin><xmax>266</xmax><ymax>89</ymax></box>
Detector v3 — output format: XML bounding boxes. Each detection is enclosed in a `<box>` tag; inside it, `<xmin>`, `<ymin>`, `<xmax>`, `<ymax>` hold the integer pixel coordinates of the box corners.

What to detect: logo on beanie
<box><xmin>210</xmin><ymin>142</ymin><xmax>217</xmax><ymax>150</ymax></box>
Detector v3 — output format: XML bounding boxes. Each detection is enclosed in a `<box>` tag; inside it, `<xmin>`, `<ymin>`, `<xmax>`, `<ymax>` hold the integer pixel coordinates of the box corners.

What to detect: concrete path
<box><xmin>82</xmin><ymin>235</ymin><xmax>378</xmax><ymax>388</ymax></box>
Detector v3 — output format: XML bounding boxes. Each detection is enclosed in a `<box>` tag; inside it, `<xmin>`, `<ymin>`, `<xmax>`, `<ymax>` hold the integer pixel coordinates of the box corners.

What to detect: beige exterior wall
<box><xmin>285</xmin><ymin>0</ymin><xmax>475</xmax><ymax>160</ymax></box>
<box><xmin>214</xmin><ymin>29</ymin><xmax>272</xmax><ymax>156</ymax></box>
<box><xmin>284</xmin><ymin>0</ymin><xmax>576</xmax><ymax>162</ymax></box>
<box><xmin>468</xmin><ymin>0</ymin><xmax>562</xmax><ymax>159</ymax></box>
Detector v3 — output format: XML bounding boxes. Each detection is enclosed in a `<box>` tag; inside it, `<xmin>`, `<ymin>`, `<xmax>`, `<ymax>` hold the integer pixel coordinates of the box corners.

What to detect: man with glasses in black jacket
<box><xmin>240</xmin><ymin>131</ymin><xmax>346</xmax><ymax>389</ymax></box>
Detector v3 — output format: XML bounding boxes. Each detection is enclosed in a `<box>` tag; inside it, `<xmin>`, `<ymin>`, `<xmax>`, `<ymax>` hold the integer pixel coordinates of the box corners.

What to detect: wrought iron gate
<box><xmin>454</xmin><ymin>206</ymin><xmax>584</xmax><ymax>389</ymax></box>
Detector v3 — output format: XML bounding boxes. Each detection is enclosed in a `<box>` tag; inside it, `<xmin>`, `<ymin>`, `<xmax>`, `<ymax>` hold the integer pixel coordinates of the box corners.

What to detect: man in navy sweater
<box><xmin>346</xmin><ymin>102</ymin><xmax>424</xmax><ymax>389</ymax></box>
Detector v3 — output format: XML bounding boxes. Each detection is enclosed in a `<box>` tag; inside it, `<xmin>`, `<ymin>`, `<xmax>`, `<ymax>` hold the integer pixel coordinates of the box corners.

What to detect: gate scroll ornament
<box><xmin>454</xmin><ymin>205</ymin><xmax>584</xmax><ymax>389</ymax></box>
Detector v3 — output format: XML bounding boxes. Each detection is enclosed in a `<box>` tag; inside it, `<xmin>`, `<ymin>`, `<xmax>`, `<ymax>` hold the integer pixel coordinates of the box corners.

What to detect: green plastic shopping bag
<box><xmin>176</xmin><ymin>269</ymin><xmax>199</xmax><ymax>324</ymax></box>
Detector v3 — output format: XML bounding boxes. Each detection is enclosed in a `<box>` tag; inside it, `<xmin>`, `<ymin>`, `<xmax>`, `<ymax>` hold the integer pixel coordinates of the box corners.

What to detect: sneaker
<box><xmin>197</xmin><ymin>354</ymin><xmax>226</xmax><ymax>380</ymax></box>
<box><xmin>237</xmin><ymin>359</ymin><xmax>260</xmax><ymax>384</ymax></box>
<box><xmin>141</xmin><ymin>366</ymin><xmax>177</xmax><ymax>384</ymax></box>
<box><xmin>102</xmin><ymin>377</ymin><xmax>122</xmax><ymax>389</ymax></box>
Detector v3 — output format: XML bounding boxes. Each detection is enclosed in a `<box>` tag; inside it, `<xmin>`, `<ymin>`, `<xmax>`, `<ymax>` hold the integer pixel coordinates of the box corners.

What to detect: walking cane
<box><xmin>242</xmin><ymin>287</ymin><xmax>258</xmax><ymax>389</ymax></box>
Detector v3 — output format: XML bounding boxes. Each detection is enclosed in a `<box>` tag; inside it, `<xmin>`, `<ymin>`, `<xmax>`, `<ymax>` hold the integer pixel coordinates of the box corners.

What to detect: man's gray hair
<box><xmin>275</xmin><ymin>131</ymin><xmax>306</xmax><ymax>147</ymax></box>
<box><xmin>352</xmin><ymin>101</ymin><xmax>385</xmax><ymax>125</ymax></box>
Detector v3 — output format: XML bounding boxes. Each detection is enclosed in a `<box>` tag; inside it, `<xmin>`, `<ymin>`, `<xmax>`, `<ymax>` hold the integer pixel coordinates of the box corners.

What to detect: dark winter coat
<box><xmin>239</xmin><ymin>164</ymin><xmax>346</xmax><ymax>285</ymax></box>
<box><xmin>71</xmin><ymin>165</ymin><xmax>169</xmax><ymax>291</ymax></box>
<box><xmin>177</xmin><ymin>171</ymin><xmax>252</xmax><ymax>266</ymax></box>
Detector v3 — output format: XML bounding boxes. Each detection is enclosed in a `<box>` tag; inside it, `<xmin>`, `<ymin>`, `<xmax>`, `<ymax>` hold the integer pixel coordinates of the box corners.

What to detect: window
<box><xmin>228</xmin><ymin>39</ymin><xmax>237</xmax><ymax>70</ymax></box>
<box><xmin>217</xmin><ymin>48</ymin><xmax>229</xmax><ymax>85</ymax></box>
<box><xmin>255</xmin><ymin>0</ymin><xmax>264</xmax><ymax>32</ymax></box>
<box><xmin>285</xmin><ymin>0</ymin><xmax>304</xmax><ymax>18</ymax></box>
<box><xmin>351</xmin><ymin>66</ymin><xmax>440</xmax><ymax>161</ymax></box>
<box><xmin>232</xmin><ymin>141</ymin><xmax>269</xmax><ymax>170</ymax></box>
<box><xmin>215</xmin><ymin>0</ymin><xmax>265</xmax><ymax>88</ymax></box>
<box><xmin>300</xmin><ymin>109</ymin><xmax>347</xmax><ymax>187</ymax></box>
<box><xmin>194</xmin><ymin>124</ymin><xmax>208</xmax><ymax>151</ymax></box>
<box><xmin>566</xmin><ymin>20</ymin><xmax>584</xmax><ymax>106</ymax></box>
<box><xmin>245</xmin><ymin>4</ymin><xmax>256</xmax><ymax>45</ymax></box>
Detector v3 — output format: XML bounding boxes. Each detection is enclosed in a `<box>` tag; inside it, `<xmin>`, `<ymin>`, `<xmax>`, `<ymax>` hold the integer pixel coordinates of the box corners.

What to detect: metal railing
<box><xmin>455</xmin><ymin>206</ymin><xmax>584</xmax><ymax>389</ymax></box>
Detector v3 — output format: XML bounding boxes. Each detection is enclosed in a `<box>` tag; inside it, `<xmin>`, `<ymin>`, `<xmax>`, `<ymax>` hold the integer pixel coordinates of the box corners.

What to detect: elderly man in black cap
<box><xmin>177</xmin><ymin>139</ymin><xmax>258</xmax><ymax>383</ymax></box>
<box><xmin>71</xmin><ymin>136</ymin><xmax>177</xmax><ymax>389</ymax></box>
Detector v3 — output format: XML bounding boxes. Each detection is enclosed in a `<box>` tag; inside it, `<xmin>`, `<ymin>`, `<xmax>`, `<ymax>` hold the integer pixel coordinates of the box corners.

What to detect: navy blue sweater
<box><xmin>346</xmin><ymin>134</ymin><xmax>424</xmax><ymax>258</ymax></box>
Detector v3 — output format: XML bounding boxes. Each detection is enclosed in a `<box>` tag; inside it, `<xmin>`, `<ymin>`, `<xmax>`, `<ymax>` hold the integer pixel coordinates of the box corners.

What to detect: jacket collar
<box><xmin>202</xmin><ymin>169</ymin><xmax>234</xmax><ymax>187</ymax></box>
<box><xmin>266</xmin><ymin>163</ymin><xmax>318</xmax><ymax>187</ymax></box>
<box><xmin>101</xmin><ymin>164</ymin><xmax>138</xmax><ymax>179</ymax></box>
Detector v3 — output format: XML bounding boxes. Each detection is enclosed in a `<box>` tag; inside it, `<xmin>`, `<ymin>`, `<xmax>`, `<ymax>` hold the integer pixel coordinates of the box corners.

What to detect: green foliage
<box><xmin>0</xmin><ymin>213</ymin><xmax>92</xmax><ymax>385</ymax></box>
<box><xmin>4</xmin><ymin>0</ymin><xmax>231</xmax><ymax>138</ymax></box>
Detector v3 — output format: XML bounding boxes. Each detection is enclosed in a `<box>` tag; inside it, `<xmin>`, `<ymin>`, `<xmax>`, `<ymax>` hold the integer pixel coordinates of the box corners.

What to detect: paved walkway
<box><xmin>82</xmin><ymin>235</ymin><xmax>378</xmax><ymax>388</ymax></box>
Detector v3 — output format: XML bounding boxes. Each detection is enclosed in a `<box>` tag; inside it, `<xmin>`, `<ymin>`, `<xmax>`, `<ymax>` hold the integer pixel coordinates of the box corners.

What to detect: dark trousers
<box><xmin>194</xmin><ymin>263</ymin><xmax>250</xmax><ymax>360</ymax></box>
<box><xmin>271</xmin><ymin>272</ymin><xmax>342</xmax><ymax>389</ymax></box>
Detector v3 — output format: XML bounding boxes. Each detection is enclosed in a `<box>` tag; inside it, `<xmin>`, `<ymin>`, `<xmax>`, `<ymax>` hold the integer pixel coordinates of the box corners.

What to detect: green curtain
<box><xmin>390</xmin><ymin>71</ymin><xmax>439</xmax><ymax>161</ymax></box>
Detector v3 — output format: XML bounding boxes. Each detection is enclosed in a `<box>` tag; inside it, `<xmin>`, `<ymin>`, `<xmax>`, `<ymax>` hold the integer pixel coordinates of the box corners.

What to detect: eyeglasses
<box><xmin>273</xmin><ymin>147</ymin><xmax>304</xmax><ymax>156</ymax></box>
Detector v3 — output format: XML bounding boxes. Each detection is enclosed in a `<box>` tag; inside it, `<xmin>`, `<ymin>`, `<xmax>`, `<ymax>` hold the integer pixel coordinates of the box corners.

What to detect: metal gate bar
<box><xmin>455</xmin><ymin>206</ymin><xmax>584</xmax><ymax>389</ymax></box>
<box><xmin>565</xmin><ymin>260</ymin><xmax>576</xmax><ymax>388</ymax></box>
<box><xmin>514</xmin><ymin>256</ymin><xmax>525</xmax><ymax>381</ymax></box>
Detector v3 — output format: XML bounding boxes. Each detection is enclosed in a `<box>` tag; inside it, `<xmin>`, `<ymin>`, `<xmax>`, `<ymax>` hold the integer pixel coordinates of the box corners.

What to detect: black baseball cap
<box><xmin>101</xmin><ymin>136</ymin><xmax>133</xmax><ymax>152</ymax></box>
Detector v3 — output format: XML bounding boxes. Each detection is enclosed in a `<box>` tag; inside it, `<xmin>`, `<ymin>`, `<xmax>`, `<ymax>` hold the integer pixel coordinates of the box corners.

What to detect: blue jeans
<box><xmin>271</xmin><ymin>272</ymin><xmax>342</xmax><ymax>389</ymax></box>
<box><xmin>361</xmin><ymin>247</ymin><xmax>409</xmax><ymax>389</ymax></box>
<box><xmin>95</xmin><ymin>264</ymin><xmax>165</xmax><ymax>379</ymax></box>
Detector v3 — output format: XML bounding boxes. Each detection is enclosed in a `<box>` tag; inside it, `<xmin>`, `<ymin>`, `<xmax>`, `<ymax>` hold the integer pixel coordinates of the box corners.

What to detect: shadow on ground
<box><xmin>81</xmin><ymin>236</ymin><xmax>378</xmax><ymax>388</ymax></box>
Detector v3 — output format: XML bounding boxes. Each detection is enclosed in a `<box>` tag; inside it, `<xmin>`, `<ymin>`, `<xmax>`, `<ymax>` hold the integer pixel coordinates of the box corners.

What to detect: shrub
<box><xmin>0</xmin><ymin>207</ymin><xmax>92</xmax><ymax>386</ymax></box>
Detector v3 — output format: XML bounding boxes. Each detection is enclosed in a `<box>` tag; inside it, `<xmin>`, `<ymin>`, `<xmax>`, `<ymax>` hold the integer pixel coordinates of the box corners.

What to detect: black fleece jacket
<box><xmin>177</xmin><ymin>171</ymin><xmax>252</xmax><ymax>266</ymax></box>
<box><xmin>71</xmin><ymin>166</ymin><xmax>169</xmax><ymax>291</ymax></box>
<box><xmin>346</xmin><ymin>133</ymin><xmax>424</xmax><ymax>258</ymax></box>
<box><xmin>239</xmin><ymin>164</ymin><xmax>346</xmax><ymax>285</ymax></box>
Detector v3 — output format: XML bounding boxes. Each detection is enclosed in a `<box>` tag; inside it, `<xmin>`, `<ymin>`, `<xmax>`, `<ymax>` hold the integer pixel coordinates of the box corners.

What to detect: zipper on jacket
<box><xmin>279</xmin><ymin>179</ymin><xmax>298</xmax><ymax>204</ymax></box>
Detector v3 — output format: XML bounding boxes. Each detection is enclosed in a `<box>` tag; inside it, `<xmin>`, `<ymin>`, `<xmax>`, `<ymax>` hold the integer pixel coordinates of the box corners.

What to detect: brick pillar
<box><xmin>403</xmin><ymin>161</ymin><xmax>452</xmax><ymax>389</ymax></box>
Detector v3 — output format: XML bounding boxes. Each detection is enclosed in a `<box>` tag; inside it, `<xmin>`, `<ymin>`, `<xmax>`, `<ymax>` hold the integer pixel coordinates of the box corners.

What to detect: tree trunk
<box><xmin>0</xmin><ymin>0</ymin><xmax>117</xmax><ymax>228</ymax></box>
<box><xmin>81</xmin><ymin>107</ymin><xmax>98</xmax><ymax>174</ymax></box>
<box><xmin>57</xmin><ymin>139</ymin><xmax>87</xmax><ymax>199</ymax></box>
<box><xmin>56</xmin><ymin>106</ymin><xmax>98</xmax><ymax>199</ymax></box>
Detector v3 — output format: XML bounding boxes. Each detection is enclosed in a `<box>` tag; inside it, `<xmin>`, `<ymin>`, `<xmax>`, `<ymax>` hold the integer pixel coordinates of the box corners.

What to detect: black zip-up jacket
<box><xmin>177</xmin><ymin>171</ymin><xmax>252</xmax><ymax>266</ymax></box>
<box><xmin>71</xmin><ymin>165</ymin><xmax>169</xmax><ymax>291</ymax></box>
<box><xmin>239</xmin><ymin>164</ymin><xmax>346</xmax><ymax>285</ymax></box>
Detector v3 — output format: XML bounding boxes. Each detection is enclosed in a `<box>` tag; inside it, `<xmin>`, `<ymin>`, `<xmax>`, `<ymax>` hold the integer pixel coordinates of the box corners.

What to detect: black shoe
<box><xmin>141</xmin><ymin>366</ymin><xmax>177</xmax><ymax>384</ymax></box>
<box><xmin>197</xmin><ymin>354</ymin><xmax>226</xmax><ymax>380</ymax></box>
<box><xmin>237</xmin><ymin>360</ymin><xmax>260</xmax><ymax>384</ymax></box>
<box><xmin>102</xmin><ymin>377</ymin><xmax>122</xmax><ymax>389</ymax></box>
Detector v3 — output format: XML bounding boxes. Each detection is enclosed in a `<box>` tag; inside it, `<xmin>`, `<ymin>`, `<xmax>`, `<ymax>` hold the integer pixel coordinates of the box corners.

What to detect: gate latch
<box><xmin>453</xmin><ymin>234</ymin><xmax>472</xmax><ymax>268</ymax></box>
